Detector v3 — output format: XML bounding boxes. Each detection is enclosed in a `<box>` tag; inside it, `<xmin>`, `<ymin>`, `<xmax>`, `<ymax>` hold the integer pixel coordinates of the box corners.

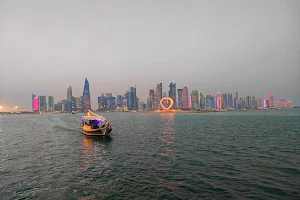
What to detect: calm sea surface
<box><xmin>0</xmin><ymin>110</ymin><xmax>300</xmax><ymax>200</ymax></box>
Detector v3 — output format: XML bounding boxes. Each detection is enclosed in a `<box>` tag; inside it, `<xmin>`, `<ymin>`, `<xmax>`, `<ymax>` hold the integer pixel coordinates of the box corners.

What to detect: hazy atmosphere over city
<box><xmin>0</xmin><ymin>0</ymin><xmax>299</xmax><ymax>110</ymax></box>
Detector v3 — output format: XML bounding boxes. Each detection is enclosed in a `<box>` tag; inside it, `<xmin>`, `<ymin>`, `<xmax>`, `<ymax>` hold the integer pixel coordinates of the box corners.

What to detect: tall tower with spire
<box><xmin>82</xmin><ymin>78</ymin><xmax>91</xmax><ymax>110</ymax></box>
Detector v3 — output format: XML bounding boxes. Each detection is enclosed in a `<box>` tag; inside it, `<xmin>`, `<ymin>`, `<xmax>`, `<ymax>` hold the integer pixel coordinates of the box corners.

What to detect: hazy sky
<box><xmin>0</xmin><ymin>0</ymin><xmax>299</xmax><ymax>110</ymax></box>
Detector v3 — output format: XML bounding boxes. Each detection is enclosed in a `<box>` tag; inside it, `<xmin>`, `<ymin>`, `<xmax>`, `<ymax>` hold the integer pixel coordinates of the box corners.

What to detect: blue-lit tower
<box><xmin>82</xmin><ymin>78</ymin><xmax>91</xmax><ymax>110</ymax></box>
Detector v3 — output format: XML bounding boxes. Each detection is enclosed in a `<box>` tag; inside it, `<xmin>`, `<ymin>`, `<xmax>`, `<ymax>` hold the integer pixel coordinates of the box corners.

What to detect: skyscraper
<box><xmin>191</xmin><ymin>89</ymin><xmax>199</xmax><ymax>110</ymax></box>
<box><xmin>168</xmin><ymin>82</ymin><xmax>176</xmax><ymax>109</ymax></box>
<box><xmin>39</xmin><ymin>96</ymin><xmax>47</xmax><ymax>111</ymax></box>
<box><xmin>82</xmin><ymin>78</ymin><xmax>91</xmax><ymax>110</ymax></box>
<box><xmin>228</xmin><ymin>93</ymin><xmax>233</xmax><ymax>108</ymax></box>
<box><xmin>217</xmin><ymin>96</ymin><xmax>222</xmax><ymax>109</ymax></box>
<box><xmin>67</xmin><ymin>86</ymin><xmax>72</xmax><ymax>112</ymax></box>
<box><xmin>33</xmin><ymin>96</ymin><xmax>39</xmax><ymax>111</ymax></box>
<box><xmin>129</xmin><ymin>87</ymin><xmax>134</xmax><ymax>110</ymax></box>
<box><xmin>182</xmin><ymin>86</ymin><xmax>189</xmax><ymax>109</ymax></box>
<box><xmin>177</xmin><ymin>89</ymin><xmax>183</xmax><ymax>109</ymax></box>
<box><xmin>153</xmin><ymin>90</ymin><xmax>158</xmax><ymax>110</ymax></box>
<box><xmin>233</xmin><ymin>92</ymin><xmax>238</xmax><ymax>108</ymax></box>
<box><xmin>156</xmin><ymin>83</ymin><xmax>162</xmax><ymax>109</ymax></box>
<box><xmin>246</xmin><ymin>96</ymin><xmax>251</xmax><ymax>108</ymax></box>
<box><xmin>149</xmin><ymin>89</ymin><xmax>154</xmax><ymax>110</ymax></box>
<box><xmin>48</xmin><ymin>96</ymin><xmax>54</xmax><ymax>111</ymax></box>
<box><xmin>133</xmin><ymin>87</ymin><xmax>137</xmax><ymax>110</ymax></box>
<box><xmin>32</xmin><ymin>94</ymin><xmax>36</xmax><ymax>111</ymax></box>
<box><xmin>117</xmin><ymin>95</ymin><xmax>122</xmax><ymax>108</ymax></box>
<box><xmin>199</xmin><ymin>91</ymin><xmax>205</xmax><ymax>109</ymax></box>
<box><xmin>221</xmin><ymin>93</ymin><xmax>228</xmax><ymax>108</ymax></box>
<box><xmin>269</xmin><ymin>94</ymin><xmax>275</xmax><ymax>108</ymax></box>
<box><xmin>250</xmin><ymin>96</ymin><xmax>256</xmax><ymax>109</ymax></box>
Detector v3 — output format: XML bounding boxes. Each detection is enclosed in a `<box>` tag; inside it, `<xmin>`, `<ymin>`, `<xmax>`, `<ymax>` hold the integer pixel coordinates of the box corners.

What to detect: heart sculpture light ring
<box><xmin>160</xmin><ymin>97</ymin><xmax>174</xmax><ymax>110</ymax></box>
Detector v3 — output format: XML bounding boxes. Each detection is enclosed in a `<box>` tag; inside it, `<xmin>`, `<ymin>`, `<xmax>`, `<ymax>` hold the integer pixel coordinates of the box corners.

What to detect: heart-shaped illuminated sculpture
<box><xmin>160</xmin><ymin>97</ymin><xmax>174</xmax><ymax>110</ymax></box>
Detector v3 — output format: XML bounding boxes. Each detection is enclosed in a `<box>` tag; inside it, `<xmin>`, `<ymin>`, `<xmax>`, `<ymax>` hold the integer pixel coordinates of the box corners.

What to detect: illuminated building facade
<box><xmin>39</xmin><ymin>96</ymin><xmax>47</xmax><ymax>111</ymax></box>
<box><xmin>169</xmin><ymin>82</ymin><xmax>176</xmax><ymax>109</ymax></box>
<box><xmin>233</xmin><ymin>92</ymin><xmax>238</xmax><ymax>108</ymax></box>
<box><xmin>156</xmin><ymin>83</ymin><xmax>162</xmax><ymax>109</ymax></box>
<box><xmin>221</xmin><ymin>93</ymin><xmax>228</xmax><ymax>108</ymax></box>
<box><xmin>48</xmin><ymin>96</ymin><xmax>54</xmax><ymax>111</ymax></box>
<box><xmin>182</xmin><ymin>86</ymin><xmax>189</xmax><ymax>109</ymax></box>
<box><xmin>228</xmin><ymin>93</ymin><xmax>233</xmax><ymax>108</ymax></box>
<box><xmin>153</xmin><ymin>90</ymin><xmax>158</xmax><ymax>110</ymax></box>
<box><xmin>199</xmin><ymin>91</ymin><xmax>205</xmax><ymax>109</ymax></box>
<box><xmin>82</xmin><ymin>78</ymin><xmax>91</xmax><ymax>110</ymax></box>
<box><xmin>269</xmin><ymin>94</ymin><xmax>275</xmax><ymax>108</ymax></box>
<box><xmin>149</xmin><ymin>89</ymin><xmax>155</xmax><ymax>110</ymax></box>
<box><xmin>177</xmin><ymin>89</ymin><xmax>183</xmax><ymax>109</ymax></box>
<box><xmin>33</xmin><ymin>97</ymin><xmax>39</xmax><ymax>111</ymax></box>
<box><xmin>217</xmin><ymin>97</ymin><xmax>222</xmax><ymax>109</ymax></box>
<box><xmin>191</xmin><ymin>89</ymin><xmax>199</xmax><ymax>110</ymax></box>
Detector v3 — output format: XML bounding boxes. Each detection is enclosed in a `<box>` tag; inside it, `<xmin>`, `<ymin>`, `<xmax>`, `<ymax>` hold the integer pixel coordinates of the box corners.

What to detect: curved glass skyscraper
<box><xmin>82</xmin><ymin>78</ymin><xmax>91</xmax><ymax>110</ymax></box>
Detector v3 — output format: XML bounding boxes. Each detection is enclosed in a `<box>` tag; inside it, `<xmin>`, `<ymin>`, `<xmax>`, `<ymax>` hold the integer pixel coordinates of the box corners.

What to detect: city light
<box><xmin>160</xmin><ymin>97</ymin><xmax>174</xmax><ymax>110</ymax></box>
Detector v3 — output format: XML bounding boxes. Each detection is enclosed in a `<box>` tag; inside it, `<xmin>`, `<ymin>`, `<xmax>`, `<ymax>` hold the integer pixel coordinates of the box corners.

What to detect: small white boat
<box><xmin>82</xmin><ymin>110</ymin><xmax>112</xmax><ymax>136</ymax></box>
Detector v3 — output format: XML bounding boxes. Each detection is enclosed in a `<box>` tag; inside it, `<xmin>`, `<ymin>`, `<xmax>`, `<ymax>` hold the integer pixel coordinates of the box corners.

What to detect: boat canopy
<box><xmin>82</xmin><ymin>116</ymin><xmax>106</xmax><ymax>120</ymax></box>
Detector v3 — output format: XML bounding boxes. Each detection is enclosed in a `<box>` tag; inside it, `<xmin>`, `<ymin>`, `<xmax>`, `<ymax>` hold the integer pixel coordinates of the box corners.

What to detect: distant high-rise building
<box><xmin>169</xmin><ymin>82</ymin><xmax>176</xmax><ymax>109</ymax></box>
<box><xmin>48</xmin><ymin>96</ymin><xmax>54</xmax><ymax>111</ymax></box>
<box><xmin>54</xmin><ymin>101</ymin><xmax>62</xmax><ymax>112</ymax></box>
<box><xmin>82</xmin><ymin>78</ymin><xmax>91</xmax><ymax>110</ymax></box>
<box><xmin>77</xmin><ymin>96</ymin><xmax>83</xmax><ymax>111</ymax></box>
<box><xmin>71</xmin><ymin>96</ymin><xmax>77</xmax><ymax>111</ymax></box>
<box><xmin>129</xmin><ymin>87</ymin><xmax>134</xmax><ymax>110</ymax></box>
<box><xmin>32</xmin><ymin>94</ymin><xmax>36</xmax><ymax>111</ymax></box>
<box><xmin>98</xmin><ymin>94</ymin><xmax>106</xmax><ymax>111</ymax></box>
<box><xmin>182</xmin><ymin>86</ymin><xmax>189</xmax><ymax>109</ymax></box>
<box><xmin>228</xmin><ymin>93</ymin><xmax>233</xmax><ymax>108</ymax></box>
<box><xmin>153</xmin><ymin>90</ymin><xmax>158</xmax><ymax>110</ymax></box>
<box><xmin>266</xmin><ymin>100</ymin><xmax>269</xmax><ymax>108</ymax></box>
<box><xmin>246</xmin><ymin>96</ymin><xmax>251</xmax><ymax>108</ymax></box>
<box><xmin>149</xmin><ymin>89</ymin><xmax>155</xmax><ymax>110</ymax></box>
<box><xmin>147</xmin><ymin>98</ymin><xmax>151</xmax><ymax>110</ymax></box>
<box><xmin>205</xmin><ymin>95</ymin><xmax>215</xmax><ymax>109</ymax></box>
<box><xmin>269</xmin><ymin>94</ymin><xmax>275</xmax><ymax>108</ymax></box>
<box><xmin>215</xmin><ymin>92</ymin><xmax>221</xmax><ymax>108</ymax></box>
<box><xmin>221</xmin><ymin>93</ymin><xmax>228</xmax><ymax>108</ymax></box>
<box><xmin>250</xmin><ymin>96</ymin><xmax>256</xmax><ymax>109</ymax></box>
<box><xmin>156</xmin><ymin>83</ymin><xmax>163</xmax><ymax>109</ymax></box>
<box><xmin>264</xmin><ymin>99</ymin><xmax>267</xmax><ymax>108</ymax></box>
<box><xmin>285</xmin><ymin>100</ymin><xmax>294</xmax><ymax>108</ymax></box>
<box><xmin>217</xmin><ymin>97</ymin><xmax>222</xmax><ymax>109</ymax></box>
<box><xmin>39</xmin><ymin>96</ymin><xmax>47</xmax><ymax>111</ymax></box>
<box><xmin>177</xmin><ymin>89</ymin><xmax>183</xmax><ymax>109</ymax></box>
<box><xmin>191</xmin><ymin>89</ymin><xmax>199</xmax><ymax>110</ymax></box>
<box><xmin>133</xmin><ymin>87</ymin><xmax>137</xmax><ymax>110</ymax></box>
<box><xmin>257</xmin><ymin>97</ymin><xmax>263</xmax><ymax>108</ymax></box>
<box><xmin>233</xmin><ymin>92</ymin><xmax>238</xmax><ymax>108</ymax></box>
<box><xmin>33</xmin><ymin>96</ymin><xmax>39</xmax><ymax>111</ymax></box>
<box><xmin>61</xmin><ymin>99</ymin><xmax>67</xmax><ymax>112</ymax></box>
<box><xmin>199</xmin><ymin>91</ymin><xmax>205</xmax><ymax>109</ymax></box>
<box><xmin>67</xmin><ymin>86</ymin><xmax>72</xmax><ymax>112</ymax></box>
<box><xmin>116</xmin><ymin>95</ymin><xmax>122</xmax><ymax>108</ymax></box>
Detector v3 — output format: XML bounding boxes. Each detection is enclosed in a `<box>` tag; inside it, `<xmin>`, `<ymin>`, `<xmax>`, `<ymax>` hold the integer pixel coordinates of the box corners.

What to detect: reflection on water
<box><xmin>159</xmin><ymin>113</ymin><xmax>175</xmax><ymax>157</ymax></box>
<box><xmin>0</xmin><ymin>126</ymin><xmax>9</xmax><ymax>172</ymax></box>
<box><xmin>80</xmin><ymin>136</ymin><xmax>112</xmax><ymax>171</ymax></box>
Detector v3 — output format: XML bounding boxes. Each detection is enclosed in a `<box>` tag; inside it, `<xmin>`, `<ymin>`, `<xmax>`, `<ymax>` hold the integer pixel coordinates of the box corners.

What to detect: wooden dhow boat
<box><xmin>82</xmin><ymin>110</ymin><xmax>112</xmax><ymax>136</ymax></box>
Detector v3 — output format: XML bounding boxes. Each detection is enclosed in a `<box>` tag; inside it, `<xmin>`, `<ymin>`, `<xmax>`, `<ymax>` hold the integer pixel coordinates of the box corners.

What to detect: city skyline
<box><xmin>0</xmin><ymin>78</ymin><xmax>298</xmax><ymax>111</ymax></box>
<box><xmin>1</xmin><ymin>0</ymin><xmax>300</xmax><ymax>109</ymax></box>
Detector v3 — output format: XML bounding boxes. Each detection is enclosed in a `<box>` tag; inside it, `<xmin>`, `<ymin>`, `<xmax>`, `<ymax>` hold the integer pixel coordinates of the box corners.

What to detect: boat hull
<box><xmin>82</xmin><ymin>125</ymin><xmax>112</xmax><ymax>137</ymax></box>
<box><xmin>83</xmin><ymin>129</ymin><xmax>109</xmax><ymax>136</ymax></box>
